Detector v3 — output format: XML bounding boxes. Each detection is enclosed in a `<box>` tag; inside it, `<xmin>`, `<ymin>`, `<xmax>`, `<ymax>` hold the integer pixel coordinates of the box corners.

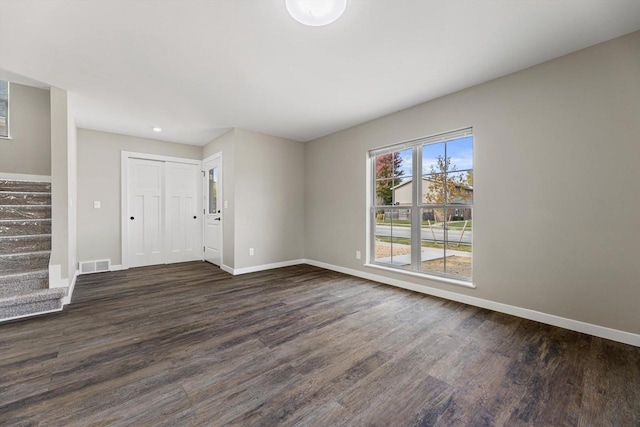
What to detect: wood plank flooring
<box><xmin>1</xmin><ymin>262</ymin><xmax>639</xmax><ymax>426</ymax></box>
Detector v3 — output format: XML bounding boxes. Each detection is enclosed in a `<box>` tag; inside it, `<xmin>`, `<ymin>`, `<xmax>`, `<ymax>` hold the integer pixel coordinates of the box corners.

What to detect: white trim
<box><xmin>121</xmin><ymin>151</ymin><xmax>203</xmax><ymax>269</ymax></box>
<box><xmin>62</xmin><ymin>269</ymin><xmax>78</xmax><ymax>305</ymax></box>
<box><xmin>220</xmin><ymin>263</ymin><xmax>234</xmax><ymax>275</ymax></box>
<box><xmin>0</xmin><ymin>173</ymin><xmax>51</xmax><ymax>182</ymax></box>
<box><xmin>365</xmin><ymin>263</ymin><xmax>475</xmax><ymax>289</ymax></box>
<box><xmin>303</xmin><ymin>259</ymin><xmax>640</xmax><ymax>348</ymax></box>
<box><xmin>110</xmin><ymin>264</ymin><xmax>125</xmax><ymax>271</ymax></box>
<box><xmin>121</xmin><ymin>151</ymin><xmax>202</xmax><ymax>165</ymax></box>
<box><xmin>227</xmin><ymin>259</ymin><xmax>306</xmax><ymax>275</ymax></box>
<box><xmin>0</xmin><ymin>307</ymin><xmax>63</xmax><ymax>323</ymax></box>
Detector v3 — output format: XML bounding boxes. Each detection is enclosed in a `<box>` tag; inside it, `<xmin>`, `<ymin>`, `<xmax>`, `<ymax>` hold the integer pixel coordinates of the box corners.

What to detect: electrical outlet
<box><xmin>249</xmin><ymin>248</ymin><xmax>254</xmax><ymax>256</ymax></box>
<box><xmin>93</xmin><ymin>201</ymin><xmax>101</xmax><ymax>209</ymax></box>
<box><xmin>356</xmin><ymin>250</ymin><xmax>361</xmax><ymax>260</ymax></box>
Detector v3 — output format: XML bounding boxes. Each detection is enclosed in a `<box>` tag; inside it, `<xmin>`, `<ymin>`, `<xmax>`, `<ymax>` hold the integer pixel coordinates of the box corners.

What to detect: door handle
<box><xmin>130</xmin><ymin>216</ymin><xmax>135</xmax><ymax>220</ymax></box>
<box><xmin>193</xmin><ymin>216</ymin><xmax>197</xmax><ymax>219</ymax></box>
<box><xmin>214</xmin><ymin>218</ymin><xmax>221</xmax><ymax>221</ymax></box>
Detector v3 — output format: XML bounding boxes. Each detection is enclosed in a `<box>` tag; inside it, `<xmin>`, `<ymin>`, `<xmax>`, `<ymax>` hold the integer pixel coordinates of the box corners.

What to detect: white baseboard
<box><xmin>110</xmin><ymin>264</ymin><xmax>125</xmax><ymax>271</ymax></box>
<box><xmin>303</xmin><ymin>259</ymin><xmax>640</xmax><ymax>348</ymax></box>
<box><xmin>220</xmin><ymin>264</ymin><xmax>234</xmax><ymax>275</ymax></box>
<box><xmin>228</xmin><ymin>259</ymin><xmax>306</xmax><ymax>275</ymax></box>
<box><xmin>63</xmin><ymin>270</ymin><xmax>79</xmax><ymax>305</ymax></box>
<box><xmin>0</xmin><ymin>173</ymin><xmax>51</xmax><ymax>182</ymax></box>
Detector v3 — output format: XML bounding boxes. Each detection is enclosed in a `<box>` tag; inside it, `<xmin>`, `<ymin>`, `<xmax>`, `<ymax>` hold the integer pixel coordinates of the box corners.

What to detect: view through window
<box><xmin>0</xmin><ymin>81</ymin><xmax>8</xmax><ymax>138</ymax></box>
<box><xmin>370</xmin><ymin>128</ymin><xmax>473</xmax><ymax>281</ymax></box>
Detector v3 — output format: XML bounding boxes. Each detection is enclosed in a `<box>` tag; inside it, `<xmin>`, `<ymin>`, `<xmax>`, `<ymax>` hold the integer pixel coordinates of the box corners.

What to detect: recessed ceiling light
<box><xmin>152</xmin><ymin>127</ymin><xmax>162</xmax><ymax>132</ymax></box>
<box><xmin>286</xmin><ymin>0</ymin><xmax>347</xmax><ymax>27</ymax></box>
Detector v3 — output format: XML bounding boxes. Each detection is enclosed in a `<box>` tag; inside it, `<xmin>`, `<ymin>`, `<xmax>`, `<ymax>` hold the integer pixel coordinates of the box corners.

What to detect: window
<box><xmin>0</xmin><ymin>81</ymin><xmax>8</xmax><ymax>138</ymax></box>
<box><xmin>370</xmin><ymin>128</ymin><xmax>473</xmax><ymax>281</ymax></box>
<box><xmin>208</xmin><ymin>166</ymin><xmax>218</xmax><ymax>214</ymax></box>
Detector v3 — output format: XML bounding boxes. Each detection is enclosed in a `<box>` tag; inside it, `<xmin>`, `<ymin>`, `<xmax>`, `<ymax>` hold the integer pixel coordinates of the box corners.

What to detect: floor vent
<box><xmin>79</xmin><ymin>259</ymin><xmax>111</xmax><ymax>274</ymax></box>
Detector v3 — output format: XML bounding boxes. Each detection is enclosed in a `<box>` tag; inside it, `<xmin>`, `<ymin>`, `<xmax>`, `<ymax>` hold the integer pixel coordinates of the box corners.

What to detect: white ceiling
<box><xmin>1</xmin><ymin>0</ymin><xmax>639</xmax><ymax>145</ymax></box>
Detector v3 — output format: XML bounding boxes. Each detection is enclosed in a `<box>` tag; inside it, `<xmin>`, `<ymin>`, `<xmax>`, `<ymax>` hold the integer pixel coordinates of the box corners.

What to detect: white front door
<box><xmin>127</xmin><ymin>158</ymin><xmax>164</xmax><ymax>268</ymax></box>
<box><xmin>166</xmin><ymin>162</ymin><xmax>202</xmax><ymax>263</ymax></box>
<box><xmin>204</xmin><ymin>156</ymin><xmax>222</xmax><ymax>266</ymax></box>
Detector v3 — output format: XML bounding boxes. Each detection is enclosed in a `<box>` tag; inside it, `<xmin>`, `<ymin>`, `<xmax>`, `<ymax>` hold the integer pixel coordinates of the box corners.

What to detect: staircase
<box><xmin>0</xmin><ymin>180</ymin><xmax>66</xmax><ymax>321</ymax></box>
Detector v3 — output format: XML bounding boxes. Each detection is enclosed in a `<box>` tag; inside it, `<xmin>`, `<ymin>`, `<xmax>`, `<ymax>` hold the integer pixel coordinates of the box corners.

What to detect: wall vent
<box><xmin>79</xmin><ymin>259</ymin><xmax>111</xmax><ymax>274</ymax></box>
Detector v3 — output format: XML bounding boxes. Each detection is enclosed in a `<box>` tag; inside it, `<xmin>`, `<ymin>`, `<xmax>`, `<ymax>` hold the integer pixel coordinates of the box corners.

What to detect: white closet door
<box><xmin>127</xmin><ymin>158</ymin><xmax>164</xmax><ymax>268</ymax></box>
<box><xmin>165</xmin><ymin>162</ymin><xmax>202</xmax><ymax>263</ymax></box>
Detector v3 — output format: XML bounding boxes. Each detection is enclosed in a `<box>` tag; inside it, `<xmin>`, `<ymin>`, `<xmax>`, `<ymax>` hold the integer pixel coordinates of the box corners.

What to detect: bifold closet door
<box><xmin>127</xmin><ymin>158</ymin><xmax>164</xmax><ymax>268</ymax></box>
<box><xmin>165</xmin><ymin>162</ymin><xmax>202</xmax><ymax>263</ymax></box>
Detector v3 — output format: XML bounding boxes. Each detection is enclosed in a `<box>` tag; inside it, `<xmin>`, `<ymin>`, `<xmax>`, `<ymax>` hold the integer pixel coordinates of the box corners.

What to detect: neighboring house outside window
<box><xmin>0</xmin><ymin>80</ymin><xmax>8</xmax><ymax>138</ymax></box>
<box><xmin>370</xmin><ymin>128</ymin><xmax>473</xmax><ymax>282</ymax></box>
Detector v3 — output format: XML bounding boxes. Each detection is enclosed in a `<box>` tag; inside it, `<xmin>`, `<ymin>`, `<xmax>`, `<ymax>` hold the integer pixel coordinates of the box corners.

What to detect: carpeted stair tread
<box><xmin>0</xmin><ymin>269</ymin><xmax>48</xmax><ymax>293</ymax></box>
<box><xmin>0</xmin><ymin>251</ymin><xmax>51</xmax><ymax>275</ymax></box>
<box><xmin>0</xmin><ymin>219</ymin><xmax>51</xmax><ymax>236</ymax></box>
<box><xmin>0</xmin><ymin>192</ymin><xmax>51</xmax><ymax>206</ymax></box>
<box><xmin>0</xmin><ymin>180</ymin><xmax>51</xmax><ymax>192</ymax></box>
<box><xmin>0</xmin><ymin>299</ymin><xmax>63</xmax><ymax>320</ymax></box>
<box><xmin>0</xmin><ymin>205</ymin><xmax>51</xmax><ymax>220</ymax></box>
<box><xmin>0</xmin><ymin>287</ymin><xmax>66</xmax><ymax>308</ymax></box>
<box><xmin>0</xmin><ymin>235</ymin><xmax>51</xmax><ymax>255</ymax></box>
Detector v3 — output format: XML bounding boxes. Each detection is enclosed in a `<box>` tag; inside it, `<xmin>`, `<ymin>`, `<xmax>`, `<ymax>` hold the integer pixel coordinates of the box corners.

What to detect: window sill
<box><xmin>364</xmin><ymin>263</ymin><xmax>475</xmax><ymax>289</ymax></box>
<box><xmin>0</xmin><ymin>136</ymin><xmax>13</xmax><ymax>140</ymax></box>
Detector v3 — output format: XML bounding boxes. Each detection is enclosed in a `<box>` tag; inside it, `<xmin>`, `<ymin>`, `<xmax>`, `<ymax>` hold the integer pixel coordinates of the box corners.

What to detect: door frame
<box><xmin>202</xmin><ymin>152</ymin><xmax>223</xmax><ymax>267</ymax></box>
<box><xmin>121</xmin><ymin>151</ymin><xmax>202</xmax><ymax>270</ymax></box>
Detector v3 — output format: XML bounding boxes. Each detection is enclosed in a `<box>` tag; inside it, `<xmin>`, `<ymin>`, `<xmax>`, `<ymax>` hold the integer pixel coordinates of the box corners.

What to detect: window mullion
<box><xmin>443</xmin><ymin>141</ymin><xmax>448</xmax><ymax>274</ymax></box>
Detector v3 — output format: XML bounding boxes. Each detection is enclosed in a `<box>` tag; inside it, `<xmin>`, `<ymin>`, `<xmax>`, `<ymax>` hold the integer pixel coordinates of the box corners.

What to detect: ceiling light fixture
<box><xmin>286</xmin><ymin>0</ymin><xmax>347</xmax><ymax>27</ymax></box>
<box><xmin>152</xmin><ymin>127</ymin><xmax>162</xmax><ymax>132</ymax></box>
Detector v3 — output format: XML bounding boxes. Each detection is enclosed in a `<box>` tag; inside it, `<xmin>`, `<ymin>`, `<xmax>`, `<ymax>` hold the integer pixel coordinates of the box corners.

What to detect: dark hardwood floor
<box><xmin>1</xmin><ymin>262</ymin><xmax>639</xmax><ymax>426</ymax></box>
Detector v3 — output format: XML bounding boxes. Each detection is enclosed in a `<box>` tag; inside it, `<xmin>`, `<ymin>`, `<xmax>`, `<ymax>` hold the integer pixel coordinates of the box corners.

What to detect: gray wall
<box><xmin>234</xmin><ymin>129</ymin><xmax>304</xmax><ymax>269</ymax></box>
<box><xmin>0</xmin><ymin>83</ymin><xmax>51</xmax><ymax>175</ymax></box>
<box><xmin>77</xmin><ymin>129</ymin><xmax>202</xmax><ymax>265</ymax></box>
<box><xmin>305</xmin><ymin>31</ymin><xmax>640</xmax><ymax>334</ymax></box>
<box><xmin>202</xmin><ymin>128</ymin><xmax>305</xmax><ymax>270</ymax></box>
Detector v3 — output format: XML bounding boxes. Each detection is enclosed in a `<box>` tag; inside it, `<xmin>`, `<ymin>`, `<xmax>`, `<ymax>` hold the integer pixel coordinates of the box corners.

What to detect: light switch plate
<box><xmin>93</xmin><ymin>201</ymin><xmax>101</xmax><ymax>209</ymax></box>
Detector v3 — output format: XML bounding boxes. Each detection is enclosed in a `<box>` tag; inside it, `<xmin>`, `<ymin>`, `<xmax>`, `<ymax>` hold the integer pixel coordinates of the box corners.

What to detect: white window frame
<box><xmin>366</xmin><ymin>128</ymin><xmax>474</xmax><ymax>286</ymax></box>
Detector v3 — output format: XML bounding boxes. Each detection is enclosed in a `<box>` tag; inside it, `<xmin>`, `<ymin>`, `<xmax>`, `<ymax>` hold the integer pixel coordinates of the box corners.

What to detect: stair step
<box><xmin>0</xmin><ymin>219</ymin><xmax>52</xmax><ymax>236</ymax></box>
<box><xmin>0</xmin><ymin>287</ymin><xmax>66</xmax><ymax>307</ymax></box>
<box><xmin>0</xmin><ymin>180</ymin><xmax>51</xmax><ymax>193</ymax></box>
<box><xmin>0</xmin><ymin>288</ymin><xmax>66</xmax><ymax>320</ymax></box>
<box><xmin>0</xmin><ymin>192</ymin><xmax>51</xmax><ymax>206</ymax></box>
<box><xmin>0</xmin><ymin>299</ymin><xmax>62</xmax><ymax>320</ymax></box>
<box><xmin>0</xmin><ymin>205</ymin><xmax>51</xmax><ymax>220</ymax></box>
<box><xmin>0</xmin><ymin>235</ymin><xmax>51</xmax><ymax>255</ymax></box>
<box><xmin>0</xmin><ymin>251</ymin><xmax>51</xmax><ymax>276</ymax></box>
<box><xmin>0</xmin><ymin>270</ymin><xmax>48</xmax><ymax>294</ymax></box>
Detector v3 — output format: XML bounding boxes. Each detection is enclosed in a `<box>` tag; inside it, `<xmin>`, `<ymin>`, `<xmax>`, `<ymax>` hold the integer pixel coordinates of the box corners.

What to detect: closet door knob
<box><xmin>130</xmin><ymin>216</ymin><xmax>135</xmax><ymax>220</ymax></box>
<box><xmin>193</xmin><ymin>216</ymin><xmax>197</xmax><ymax>219</ymax></box>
